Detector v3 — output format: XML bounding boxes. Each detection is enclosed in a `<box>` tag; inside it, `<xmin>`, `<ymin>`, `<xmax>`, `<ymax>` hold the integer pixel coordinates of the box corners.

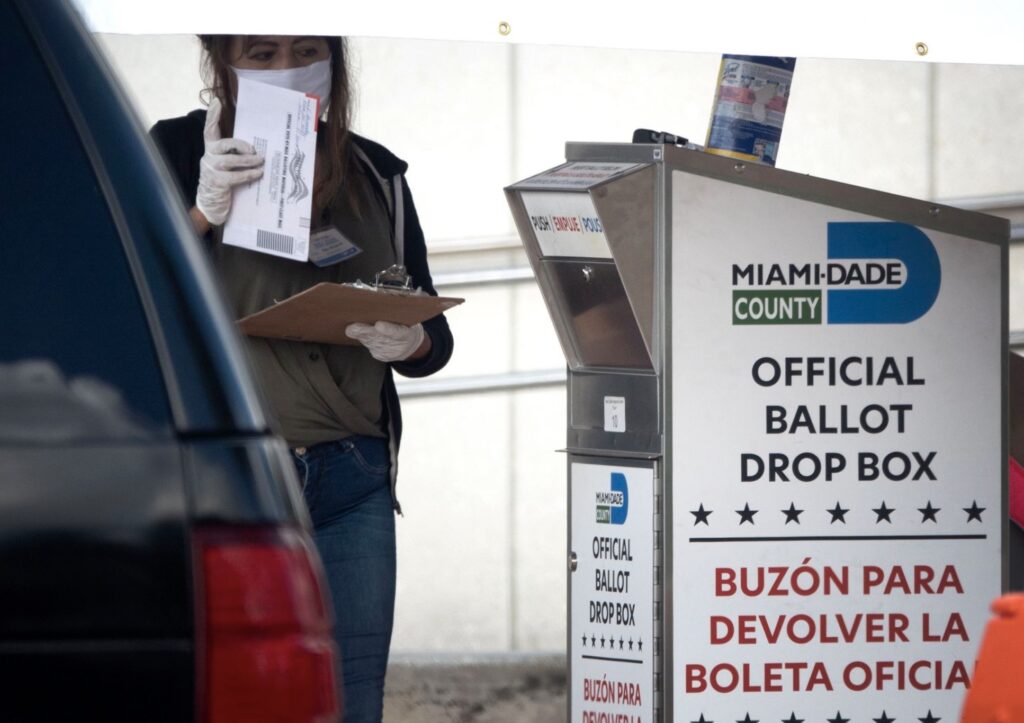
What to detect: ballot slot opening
<box><xmin>539</xmin><ymin>257</ymin><xmax>652</xmax><ymax>371</ymax></box>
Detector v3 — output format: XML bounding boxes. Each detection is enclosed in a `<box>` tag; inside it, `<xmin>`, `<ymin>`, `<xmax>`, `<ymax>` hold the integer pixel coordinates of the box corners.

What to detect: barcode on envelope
<box><xmin>256</xmin><ymin>229</ymin><xmax>295</xmax><ymax>255</ymax></box>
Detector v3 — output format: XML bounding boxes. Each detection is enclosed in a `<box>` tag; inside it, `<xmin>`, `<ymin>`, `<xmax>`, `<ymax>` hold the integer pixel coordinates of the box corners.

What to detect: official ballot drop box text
<box><xmin>505</xmin><ymin>143</ymin><xmax>1008</xmax><ymax>723</ymax></box>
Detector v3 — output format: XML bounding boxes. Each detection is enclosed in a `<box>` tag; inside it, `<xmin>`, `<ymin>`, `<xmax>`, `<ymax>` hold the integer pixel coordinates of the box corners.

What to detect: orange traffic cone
<box><xmin>960</xmin><ymin>594</ymin><xmax>1024</xmax><ymax>722</ymax></box>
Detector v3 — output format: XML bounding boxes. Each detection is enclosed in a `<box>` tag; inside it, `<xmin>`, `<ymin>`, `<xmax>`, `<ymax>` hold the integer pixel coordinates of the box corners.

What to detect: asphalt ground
<box><xmin>383</xmin><ymin>654</ymin><xmax>567</xmax><ymax>722</ymax></box>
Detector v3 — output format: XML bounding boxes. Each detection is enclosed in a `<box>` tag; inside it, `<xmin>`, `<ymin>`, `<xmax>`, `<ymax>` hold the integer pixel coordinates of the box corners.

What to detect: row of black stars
<box><xmin>580</xmin><ymin>633</ymin><xmax>643</xmax><ymax>651</ymax></box>
<box><xmin>690</xmin><ymin>501</ymin><xmax>985</xmax><ymax>526</ymax></box>
<box><xmin>692</xmin><ymin>710</ymin><xmax>940</xmax><ymax>723</ymax></box>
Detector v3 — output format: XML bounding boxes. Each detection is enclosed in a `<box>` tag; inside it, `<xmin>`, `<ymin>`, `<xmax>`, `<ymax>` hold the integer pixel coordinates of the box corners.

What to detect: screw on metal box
<box><xmin>498</xmin><ymin>21</ymin><xmax>511</xmax><ymax>36</ymax></box>
<box><xmin>916</xmin><ymin>42</ymin><xmax>929</xmax><ymax>56</ymax></box>
<box><xmin>582</xmin><ymin>266</ymin><xmax>594</xmax><ymax>283</ymax></box>
<box><xmin>569</xmin><ymin>551</ymin><xmax>578</xmax><ymax>572</ymax></box>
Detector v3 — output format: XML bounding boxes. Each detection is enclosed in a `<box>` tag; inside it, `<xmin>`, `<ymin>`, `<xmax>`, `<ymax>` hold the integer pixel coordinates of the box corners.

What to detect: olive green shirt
<box><xmin>210</xmin><ymin>166</ymin><xmax>396</xmax><ymax>447</ymax></box>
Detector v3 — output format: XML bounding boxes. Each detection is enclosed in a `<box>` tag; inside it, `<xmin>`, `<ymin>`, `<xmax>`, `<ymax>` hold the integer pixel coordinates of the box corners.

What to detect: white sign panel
<box><xmin>671</xmin><ymin>173</ymin><xmax>1002</xmax><ymax>722</ymax></box>
<box><xmin>74</xmin><ymin>1</ymin><xmax>1024</xmax><ymax>66</ymax></box>
<box><xmin>572</xmin><ymin>462</ymin><xmax>654</xmax><ymax>723</ymax></box>
<box><xmin>521</xmin><ymin>191</ymin><xmax>612</xmax><ymax>259</ymax></box>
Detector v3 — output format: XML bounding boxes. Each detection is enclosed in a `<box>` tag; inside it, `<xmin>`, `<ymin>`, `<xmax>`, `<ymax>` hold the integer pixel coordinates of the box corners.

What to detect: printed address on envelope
<box><xmin>222</xmin><ymin>77</ymin><xmax>319</xmax><ymax>262</ymax></box>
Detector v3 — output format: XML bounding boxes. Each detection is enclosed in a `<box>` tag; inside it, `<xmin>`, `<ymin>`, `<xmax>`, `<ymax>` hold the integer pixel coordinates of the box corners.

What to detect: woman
<box><xmin>151</xmin><ymin>35</ymin><xmax>454</xmax><ymax>722</ymax></box>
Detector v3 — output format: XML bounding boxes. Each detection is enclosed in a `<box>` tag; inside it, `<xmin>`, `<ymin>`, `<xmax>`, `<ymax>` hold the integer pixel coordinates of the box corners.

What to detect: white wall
<box><xmin>95</xmin><ymin>32</ymin><xmax>1024</xmax><ymax>652</ymax></box>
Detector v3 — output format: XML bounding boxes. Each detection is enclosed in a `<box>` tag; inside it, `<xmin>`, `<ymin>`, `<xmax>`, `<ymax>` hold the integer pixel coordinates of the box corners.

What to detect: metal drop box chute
<box><xmin>506</xmin><ymin>159</ymin><xmax>662</xmax><ymax>457</ymax></box>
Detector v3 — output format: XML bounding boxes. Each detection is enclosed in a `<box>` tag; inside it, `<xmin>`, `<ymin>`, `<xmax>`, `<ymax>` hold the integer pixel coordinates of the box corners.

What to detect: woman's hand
<box><xmin>194</xmin><ymin>97</ymin><xmax>264</xmax><ymax>227</ymax></box>
<box><xmin>345</xmin><ymin>322</ymin><xmax>432</xmax><ymax>362</ymax></box>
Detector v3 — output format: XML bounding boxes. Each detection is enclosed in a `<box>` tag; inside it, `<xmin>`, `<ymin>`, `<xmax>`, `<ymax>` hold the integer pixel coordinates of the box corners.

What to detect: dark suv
<box><xmin>0</xmin><ymin>2</ymin><xmax>340</xmax><ymax>721</ymax></box>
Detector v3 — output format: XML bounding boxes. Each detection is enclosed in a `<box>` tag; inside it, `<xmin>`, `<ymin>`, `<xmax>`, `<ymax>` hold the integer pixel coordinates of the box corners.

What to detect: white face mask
<box><xmin>231</xmin><ymin>57</ymin><xmax>332</xmax><ymax>105</ymax></box>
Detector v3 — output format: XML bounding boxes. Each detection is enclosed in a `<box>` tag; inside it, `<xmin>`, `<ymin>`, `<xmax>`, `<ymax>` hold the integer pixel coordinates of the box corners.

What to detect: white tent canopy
<box><xmin>72</xmin><ymin>0</ymin><xmax>1024</xmax><ymax>66</ymax></box>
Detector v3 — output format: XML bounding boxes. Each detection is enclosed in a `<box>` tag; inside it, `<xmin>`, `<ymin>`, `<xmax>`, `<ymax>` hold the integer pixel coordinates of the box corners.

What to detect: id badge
<box><xmin>309</xmin><ymin>227</ymin><xmax>362</xmax><ymax>267</ymax></box>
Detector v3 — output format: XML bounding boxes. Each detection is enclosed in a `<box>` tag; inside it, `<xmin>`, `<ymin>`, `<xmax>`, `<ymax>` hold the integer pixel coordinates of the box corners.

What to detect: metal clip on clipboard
<box><xmin>345</xmin><ymin>265</ymin><xmax>420</xmax><ymax>296</ymax></box>
<box><xmin>374</xmin><ymin>265</ymin><xmax>416</xmax><ymax>293</ymax></box>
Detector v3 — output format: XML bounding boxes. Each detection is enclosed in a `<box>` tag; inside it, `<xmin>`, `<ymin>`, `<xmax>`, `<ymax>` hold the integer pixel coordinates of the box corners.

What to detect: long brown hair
<box><xmin>198</xmin><ymin>35</ymin><xmax>354</xmax><ymax>217</ymax></box>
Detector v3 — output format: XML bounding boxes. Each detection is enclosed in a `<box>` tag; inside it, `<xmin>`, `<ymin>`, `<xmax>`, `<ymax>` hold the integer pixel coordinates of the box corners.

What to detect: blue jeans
<box><xmin>292</xmin><ymin>435</ymin><xmax>396</xmax><ymax>723</ymax></box>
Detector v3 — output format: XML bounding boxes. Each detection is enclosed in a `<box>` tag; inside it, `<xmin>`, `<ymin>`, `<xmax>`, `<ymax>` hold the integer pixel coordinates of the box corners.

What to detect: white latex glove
<box><xmin>196</xmin><ymin>97</ymin><xmax>264</xmax><ymax>225</ymax></box>
<box><xmin>346</xmin><ymin>321</ymin><xmax>426</xmax><ymax>363</ymax></box>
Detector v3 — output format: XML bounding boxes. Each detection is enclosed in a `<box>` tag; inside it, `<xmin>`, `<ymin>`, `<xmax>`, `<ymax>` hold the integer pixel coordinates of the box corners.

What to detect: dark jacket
<box><xmin>150</xmin><ymin>110</ymin><xmax>453</xmax><ymax>498</ymax></box>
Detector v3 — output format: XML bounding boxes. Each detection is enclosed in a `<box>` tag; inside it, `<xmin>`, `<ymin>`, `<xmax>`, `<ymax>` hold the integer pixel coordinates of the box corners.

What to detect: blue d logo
<box><xmin>610</xmin><ymin>473</ymin><xmax>629</xmax><ymax>525</ymax></box>
<box><xmin>827</xmin><ymin>222</ymin><xmax>941</xmax><ymax>324</ymax></box>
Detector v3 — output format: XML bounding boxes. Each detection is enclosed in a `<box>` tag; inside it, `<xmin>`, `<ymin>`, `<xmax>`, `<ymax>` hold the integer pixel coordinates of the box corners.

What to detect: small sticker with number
<box><xmin>604</xmin><ymin>396</ymin><xmax>626</xmax><ymax>433</ymax></box>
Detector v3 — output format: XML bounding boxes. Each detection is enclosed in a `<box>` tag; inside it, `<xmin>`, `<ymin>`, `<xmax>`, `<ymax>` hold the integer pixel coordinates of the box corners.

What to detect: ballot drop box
<box><xmin>505</xmin><ymin>144</ymin><xmax>1009</xmax><ymax>723</ymax></box>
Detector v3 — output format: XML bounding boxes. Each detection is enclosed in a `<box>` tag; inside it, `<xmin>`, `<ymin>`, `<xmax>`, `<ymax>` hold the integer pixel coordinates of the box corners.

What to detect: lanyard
<box><xmin>351</xmin><ymin>144</ymin><xmax>404</xmax><ymax>267</ymax></box>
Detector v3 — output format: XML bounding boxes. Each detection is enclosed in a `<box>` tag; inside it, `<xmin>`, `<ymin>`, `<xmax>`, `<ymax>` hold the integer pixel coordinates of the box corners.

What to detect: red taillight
<box><xmin>193</xmin><ymin>526</ymin><xmax>341</xmax><ymax>723</ymax></box>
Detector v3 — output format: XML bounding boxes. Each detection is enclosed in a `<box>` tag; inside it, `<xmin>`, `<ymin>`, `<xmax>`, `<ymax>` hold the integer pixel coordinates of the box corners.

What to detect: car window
<box><xmin>0</xmin><ymin>4</ymin><xmax>171</xmax><ymax>441</ymax></box>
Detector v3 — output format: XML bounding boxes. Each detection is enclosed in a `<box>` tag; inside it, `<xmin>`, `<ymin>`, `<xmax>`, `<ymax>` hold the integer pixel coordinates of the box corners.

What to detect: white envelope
<box><xmin>222</xmin><ymin>77</ymin><xmax>319</xmax><ymax>262</ymax></box>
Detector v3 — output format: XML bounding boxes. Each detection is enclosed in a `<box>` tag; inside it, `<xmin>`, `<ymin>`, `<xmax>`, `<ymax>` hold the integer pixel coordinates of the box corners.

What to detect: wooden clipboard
<box><xmin>238</xmin><ymin>283</ymin><xmax>463</xmax><ymax>346</ymax></box>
